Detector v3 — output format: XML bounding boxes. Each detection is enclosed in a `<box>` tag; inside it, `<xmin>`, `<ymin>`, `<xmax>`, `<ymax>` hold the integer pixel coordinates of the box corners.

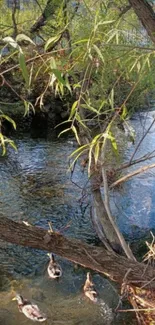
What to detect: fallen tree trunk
<box><xmin>1</xmin><ymin>216</ymin><xmax>155</xmax><ymax>290</ymax></box>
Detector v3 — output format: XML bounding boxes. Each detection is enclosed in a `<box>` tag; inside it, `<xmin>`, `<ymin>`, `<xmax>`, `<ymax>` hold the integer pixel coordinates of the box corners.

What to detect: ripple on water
<box><xmin>0</xmin><ymin>134</ymin><xmax>139</xmax><ymax>324</ymax></box>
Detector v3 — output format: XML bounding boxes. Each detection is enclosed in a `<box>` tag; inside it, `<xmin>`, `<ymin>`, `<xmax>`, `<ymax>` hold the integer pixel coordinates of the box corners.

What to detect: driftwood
<box><xmin>0</xmin><ymin>216</ymin><xmax>155</xmax><ymax>290</ymax></box>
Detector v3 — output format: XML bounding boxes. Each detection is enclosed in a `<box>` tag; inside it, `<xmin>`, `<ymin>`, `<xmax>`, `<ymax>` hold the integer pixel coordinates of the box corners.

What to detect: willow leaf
<box><xmin>69</xmin><ymin>101</ymin><xmax>78</xmax><ymax>119</ymax></box>
<box><xmin>72</xmin><ymin>126</ymin><xmax>81</xmax><ymax>145</ymax></box>
<box><xmin>93</xmin><ymin>44</ymin><xmax>104</xmax><ymax>64</ymax></box>
<box><xmin>52</xmin><ymin>69</ymin><xmax>66</xmax><ymax>85</ymax></box>
<box><xmin>69</xmin><ymin>144</ymin><xmax>89</xmax><ymax>158</ymax></box>
<box><xmin>45</xmin><ymin>35</ymin><xmax>61</xmax><ymax>51</ymax></box>
<box><xmin>58</xmin><ymin>128</ymin><xmax>71</xmax><ymax>137</ymax></box>
<box><xmin>94</xmin><ymin>142</ymin><xmax>100</xmax><ymax>165</ymax></box>
<box><xmin>0</xmin><ymin>114</ymin><xmax>16</xmax><ymax>129</ymax></box>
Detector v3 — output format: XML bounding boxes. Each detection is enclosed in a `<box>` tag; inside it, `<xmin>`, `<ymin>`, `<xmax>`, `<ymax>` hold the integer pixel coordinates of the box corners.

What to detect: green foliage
<box><xmin>1</xmin><ymin>0</ymin><xmax>155</xmax><ymax>162</ymax></box>
<box><xmin>0</xmin><ymin>113</ymin><xmax>17</xmax><ymax>155</ymax></box>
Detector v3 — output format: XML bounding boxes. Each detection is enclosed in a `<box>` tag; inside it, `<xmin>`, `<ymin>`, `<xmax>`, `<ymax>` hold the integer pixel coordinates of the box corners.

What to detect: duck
<box><xmin>83</xmin><ymin>272</ymin><xmax>98</xmax><ymax>303</ymax></box>
<box><xmin>47</xmin><ymin>253</ymin><xmax>62</xmax><ymax>279</ymax></box>
<box><xmin>12</xmin><ymin>294</ymin><xmax>47</xmax><ymax>322</ymax></box>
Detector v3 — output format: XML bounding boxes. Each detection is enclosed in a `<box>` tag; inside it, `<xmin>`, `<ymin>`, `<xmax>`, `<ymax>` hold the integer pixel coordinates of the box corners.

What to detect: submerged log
<box><xmin>0</xmin><ymin>216</ymin><xmax>155</xmax><ymax>290</ymax></box>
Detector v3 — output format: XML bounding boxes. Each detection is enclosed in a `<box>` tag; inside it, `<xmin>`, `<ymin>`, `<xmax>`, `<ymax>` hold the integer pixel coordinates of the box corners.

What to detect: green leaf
<box><xmin>8</xmin><ymin>140</ymin><xmax>17</xmax><ymax>151</ymax></box>
<box><xmin>91</xmin><ymin>134</ymin><xmax>101</xmax><ymax>144</ymax></box>
<box><xmin>45</xmin><ymin>35</ymin><xmax>61</xmax><ymax>51</ymax></box>
<box><xmin>93</xmin><ymin>44</ymin><xmax>104</xmax><ymax>64</ymax></box>
<box><xmin>55</xmin><ymin>120</ymin><xmax>72</xmax><ymax>128</ymax></box>
<box><xmin>65</xmin><ymin>75</ymin><xmax>72</xmax><ymax>94</ymax></box>
<box><xmin>109</xmin><ymin>89</ymin><xmax>114</xmax><ymax>110</ymax></box>
<box><xmin>94</xmin><ymin>142</ymin><xmax>100</xmax><ymax>165</ymax></box>
<box><xmin>0</xmin><ymin>114</ymin><xmax>16</xmax><ymax>129</ymax></box>
<box><xmin>50</xmin><ymin>57</ymin><xmax>57</xmax><ymax>70</ymax></box>
<box><xmin>58</xmin><ymin>128</ymin><xmax>71</xmax><ymax>137</ymax></box>
<box><xmin>81</xmin><ymin>103</ymin><xmax>99</xmax><ymax>115</ymax></box>
<box><xmin>71</xmin><ymin>125</ymin><xmax>81</xmax><ymax>145</ymax></box>
<box><xmin>106</xmin><ymin>30</ymin><xmax>118</xmax><ymax>43</ymax></box>
<box><xmin>69</xmin><ymin>144</ymin><xmax>89</xmax><ymax>158</ymax></box>
<box><xmin>23</xmin><ymin>101</ymin><xmax>35</xmax><ymax>116</ymax></box>
<box><xmin>3</xmin><ymin>36</ymin><xmax>19</xmax><ymax>49</ymax></box>
<box><xmin>76</xmin><ymin>113</ymin><xmax>89</xmax><ymax>130</ymax></box>
<box><xmin>19</xmin><ymin>52</ymin><xmax>29</xmax><ymax>87</ymax></box>
<box><xmin>121</xmin><ymin>105</ymin><xmax>128</xmax><ymax>120</ymax></box>
<box><xmin>108</xmin><ymin>132</ymin><xmax>118</xmax><ymax>153</ymax></box>
<box><xmin>98</xmin><ymin>20</ymin><xmax>115</xmax><ymax>25</ymax></box>
<box><xmin>0</xmin><ymin>133</ymin><xmax>7</xmax><ymax>156</ymax></box>
<box><xmin>88</xmin><ymin>144</ymin><xmax>93</xmax><ymax>176</ymax></box>
<box><xmin>16</xmin><ymin>34</ymin><xmax>35</xmax><ymax>45</ymax></box>
<box><xmin>73</xmin><ymin>39</ymin><xmax>89</xmax><ymax>45</ymax></box>
<box><xmin>52</xmin><ymin>69</ymin><xmax>66</xmax><ymax>85</ymax></box>
<box><xmin>69</xmin><ymin>100</ymin><xmax>78</xmax><ymax>119</ymax></box>
<box><xmin>69</xmin><ymin>148</ymin><xmax>88</xmax><ymax>171</ymax></box>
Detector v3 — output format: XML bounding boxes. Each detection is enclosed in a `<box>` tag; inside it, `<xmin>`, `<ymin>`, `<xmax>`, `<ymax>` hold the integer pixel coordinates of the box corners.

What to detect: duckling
<box><xmin>83</xmin><ymin>272</ymin><xmax>98</xmax><ymax>303</ymax></box>
<box><xmin>47</xmin><ymin>253</ymin><xmax>62</xmax><ymax>279</ymax></box>
<box><xmin>12</xmin><ymin>294</ymin><xmax>47</xmax><ymax>322</ymax></box>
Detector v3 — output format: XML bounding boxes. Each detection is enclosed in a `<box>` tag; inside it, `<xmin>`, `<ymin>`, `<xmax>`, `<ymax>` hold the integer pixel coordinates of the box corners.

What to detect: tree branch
<box><xmin>129</xmin><ymin>0</ymin><xmax>155</xmax><ymax>43</ymax></box>
<box><xmin>110</xmin><ymin>163</ymin><xmax>155</xmax><ymax>189</ymax></box>
<box><xmin>1</xmin><ymin>216</ymin><xmax>155</xmax><ymax>289</ymax></box>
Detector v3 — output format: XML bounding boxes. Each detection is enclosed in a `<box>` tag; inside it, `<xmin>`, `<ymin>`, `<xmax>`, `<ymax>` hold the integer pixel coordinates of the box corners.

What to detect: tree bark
<box><xmin>129</xmin><ymin>0</ymin><xmax>155</xmax><ymax>43</ymax></box>
<box><xmin>1</xmin><ymin>216</ymin><xmax>155</xmax><ymax>290</ymax></box>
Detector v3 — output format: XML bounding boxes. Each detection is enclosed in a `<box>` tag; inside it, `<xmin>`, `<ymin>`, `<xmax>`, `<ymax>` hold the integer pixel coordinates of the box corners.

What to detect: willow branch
<box><xmin>101</xmin><ymin>140</ymin><xmax>136</xmax><ymax>261</ymax></box>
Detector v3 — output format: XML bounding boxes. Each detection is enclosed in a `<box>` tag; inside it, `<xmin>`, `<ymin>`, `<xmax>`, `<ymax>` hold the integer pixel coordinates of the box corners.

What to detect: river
<box><xmin>1</xmin><ymin>110</ymin><xmax>155</xmax><ymax>324</ymax></box>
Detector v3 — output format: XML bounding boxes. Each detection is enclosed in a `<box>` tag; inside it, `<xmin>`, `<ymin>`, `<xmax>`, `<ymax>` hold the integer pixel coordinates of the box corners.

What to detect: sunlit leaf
<box><xmin>93</xmin><ymin>44</ymin><xmax>104</xmax><ymax>64</ymax></box>
<box><xmin>88</xmin><ymin>144</ymin><xmax>93</xmax><ymax>176</ymax></box>
<box><xmin>81</xmin><ymin>103</ymin><xmax>99</xmax><ymax>115</ymax></box>
<box><xmin>65</xmin><ymin>75</ymin><xmax>72</xmax><ymax>94</ymax></box>
<box><xmin>108</xmin><ymin>131</ymin><xmax>118</xmax><ymax>153</ymax></box>
<box><xmin>8</xmin><ymin>140</ymin><xmax>17</xmax><ymax>151</ymax></box>
<box><xmin>94</xmin><ymin>142</ymin><xmax>100</xmax><ymax>165</ymax></box>
<box><xmin>45</xmin><ymin>35</ymin><xmax>61</xmax><ymax>51</ymax></box>
<box><xmin>69</xmin><ymin>144</ymin><xmax>89</xmax><ymax>158</ymax></box>
<box><xmin>58</xmin><ymin>128</ymin><xmax>71</xmax><ymax>137</ymax></box>
<box><xmin>73</xmin><ymin>39</ymin><xmax>89</xmax><ymax>45</ymax></box>
<box><xmin>16</xmin><ymin>34</ymin><xmax>35</xmax><ymax>45</ymax></box>
<box><xmin>52</xmin><ymin>69</ymin><xmax>66</xmax><ymax>85</ymax></box>
<box><xmin>121</xmin><ymin>105</ymin><xmax>128</xmax><ymax>120</ymax></box>
<box><xmin>3</xmin><ymin>36</ymin><xmax>19</xmax><ymax>49</ymax></box>
<box><xmin>0</xmin><ymin>114</ymin><xmax>16</xmax><ymax>129</ymax></box>
<box><xmin>71</xmin><ymin>125</ymin><xmax>81</xmax><ymax>145</ymax></box>
<box><xmin>50</xmin><ymin>57</ymin><xmax>57</xmax><ymax>70</ymax></box>
<box><xmin>109</xmin><ymin>88</ymin><xmax>114</xmax><ymax>110</ymax></box>
<box><xmin>69</xmin><ymin>100</ymin><xmax>78</xmax><ymax>119</ymax></box>
<box><xmin>23</xmin><ymin>101</ymin><xmax>35</xmax><ymax>116</ymax></box>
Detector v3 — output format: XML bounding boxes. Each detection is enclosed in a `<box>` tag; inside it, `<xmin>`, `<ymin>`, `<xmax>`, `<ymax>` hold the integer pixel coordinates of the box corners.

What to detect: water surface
<box><xmin>1</xmin><ymin>110</ymin><xmax>154</xmax><ymax>325</ymax></box>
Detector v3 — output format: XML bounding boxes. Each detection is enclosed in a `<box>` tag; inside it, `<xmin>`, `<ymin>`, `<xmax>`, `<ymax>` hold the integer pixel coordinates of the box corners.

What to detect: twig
<box><xmin>129</xmin><ymin>118</ymin><xmax>155</xmax><ymax>163</ymax></box>
<box><xmin>117</xmin><ymin>308</ymin><xmax>155</xmax><ymax>312</ymax></box>
<box><xmin>11</xmin><ymin>0</ymin><xmax>18</xmax><ymax>38</ymax></box>
<box><xmin>110</xmin><ymin>163</ymin><xmax>155</xmax><ymax>189</ymax></box>
<box><xmin>115</xmin><ymin>151</ymin><xmax>155</xmax><ymax>172</ymax></box>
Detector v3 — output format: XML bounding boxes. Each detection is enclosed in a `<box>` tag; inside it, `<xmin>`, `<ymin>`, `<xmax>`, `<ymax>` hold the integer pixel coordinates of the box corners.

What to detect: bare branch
<box><xmin>101</xmin><ymin>140</ymin><xmax>136</xmax><ymax>261</ymax></box>
<box><xmin>110</xmin><ymin>163</ymin><xmax>155</xmax><ymax>189</ymax></box>
<box><xmin>129</xmin><ymin>118</ymin><xmax>155</xmax><ymax>163</ymax></box>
